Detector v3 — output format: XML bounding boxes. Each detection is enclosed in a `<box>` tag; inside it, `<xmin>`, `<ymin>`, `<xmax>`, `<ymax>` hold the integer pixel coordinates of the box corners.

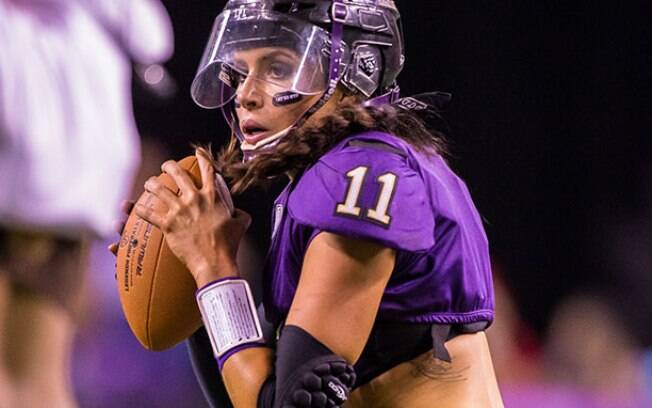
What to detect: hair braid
<box><xmin>211</xmin><ymin>99</ymin><xmax>448</xmax><ymax>194</ymax></box>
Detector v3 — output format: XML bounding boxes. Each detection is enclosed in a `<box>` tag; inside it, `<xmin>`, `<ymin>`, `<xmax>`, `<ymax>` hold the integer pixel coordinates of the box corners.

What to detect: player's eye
<box><xmin>266</xmin><ymin>61</ymin><xmax>294</xmax><ymax>81</ymax></box>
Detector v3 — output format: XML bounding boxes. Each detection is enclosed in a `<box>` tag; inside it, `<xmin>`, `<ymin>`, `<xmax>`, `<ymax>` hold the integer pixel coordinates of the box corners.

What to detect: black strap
<box><xmin>352</xmin><ymin>321</ymin><xmax>432</xmax><ymax>387</ymax></box>
<box><xmin>431</xmin><ymin>324</ymin><xmax>452</xmax><ymax>363</ymax></box>
<box><xmin>188</xmin><ymin>304</ymin><xmax>277</xmax><ymax>408</ymax></box>
<box><xmin>431</xmin><ymin>321</ymin><xmax>490</xmax><ymax>363</ymax></box>
<box><xmin>187</xmin><ymin>327</ymin><xmax>233</xmax><ymax>408</ymax></box>
<box><xmin>353</xmin><ymin>320</ymin><xmax>491</xmax><ymax>387</ymax></box>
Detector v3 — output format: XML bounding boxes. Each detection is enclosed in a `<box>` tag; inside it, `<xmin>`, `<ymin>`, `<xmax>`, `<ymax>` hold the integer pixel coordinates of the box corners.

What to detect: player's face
<box><xmin>233</xmin><ymin>47</ymin><xmax>323</xmax><ymax>145</ymax></box>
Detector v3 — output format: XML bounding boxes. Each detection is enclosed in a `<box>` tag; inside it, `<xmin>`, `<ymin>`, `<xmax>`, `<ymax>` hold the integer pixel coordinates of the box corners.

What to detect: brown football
<box><xmin>116</xmin><ymin>156</ymin><xmax>202</xmax><ymax>351</ymax></box>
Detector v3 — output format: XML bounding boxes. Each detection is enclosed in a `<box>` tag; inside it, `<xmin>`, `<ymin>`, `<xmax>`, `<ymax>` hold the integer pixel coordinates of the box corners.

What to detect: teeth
<box><xmin>242</xmin><ymin>126</ymin><xmax>267</xmax><ymax>135</ymax></box>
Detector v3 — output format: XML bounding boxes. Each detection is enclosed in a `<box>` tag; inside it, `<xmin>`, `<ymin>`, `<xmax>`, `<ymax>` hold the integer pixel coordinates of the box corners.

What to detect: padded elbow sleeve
<box><xmin>258</xmin><ymin>325</ymin><xmax>356</xmax><ymax>408</ymax></box>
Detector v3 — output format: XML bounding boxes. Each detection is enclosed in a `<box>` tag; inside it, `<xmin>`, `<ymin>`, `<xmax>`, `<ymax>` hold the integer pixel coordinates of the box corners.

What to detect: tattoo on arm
<box><xmin>409</xmin><ymin>355</ymin><xmax>469</xmax><ymax>383</ymax></box>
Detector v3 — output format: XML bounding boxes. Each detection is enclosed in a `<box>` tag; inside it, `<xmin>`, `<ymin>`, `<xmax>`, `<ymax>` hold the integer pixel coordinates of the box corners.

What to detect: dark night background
<box><xmin>136</xmin><ymin>1</ymin><xmax>651</xmax><ymax>339</ymax></box>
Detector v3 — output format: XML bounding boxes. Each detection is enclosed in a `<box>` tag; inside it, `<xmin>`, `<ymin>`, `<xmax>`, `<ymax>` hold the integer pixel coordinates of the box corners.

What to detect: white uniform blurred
<box><xmin>0</xmin><ymin>0</ymin><xmax>173</xmax><ymax>237</ymax></box>
<box><xmin>0</xmin><ymin>2</ymin><xmax>173</xmax><ymax>406</ymax></box>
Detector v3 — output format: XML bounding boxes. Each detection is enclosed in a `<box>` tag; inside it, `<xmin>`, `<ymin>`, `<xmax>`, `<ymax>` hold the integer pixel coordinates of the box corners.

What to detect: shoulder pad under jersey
<box><xmin>288</xmin><ymin>136</ymin><xmax>435</xmax><ymax>252</ymax></box>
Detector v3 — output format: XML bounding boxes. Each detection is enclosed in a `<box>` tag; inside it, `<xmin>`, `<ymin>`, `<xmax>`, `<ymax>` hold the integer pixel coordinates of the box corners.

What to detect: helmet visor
<box><xmin>191</xmin><ymin>8</ymin><xmax>331</xmax><ymax>109</ymax></box>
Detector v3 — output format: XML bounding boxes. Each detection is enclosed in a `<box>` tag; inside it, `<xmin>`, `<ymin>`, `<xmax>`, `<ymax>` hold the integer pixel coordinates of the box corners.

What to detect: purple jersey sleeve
<box><xmin>287</xmin><ymin>142</ymin><xmax>435</xmax><ymax>252</ymax></box>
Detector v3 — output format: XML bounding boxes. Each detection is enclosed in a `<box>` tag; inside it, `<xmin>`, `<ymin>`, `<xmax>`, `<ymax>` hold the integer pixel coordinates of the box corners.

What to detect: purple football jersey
<box><xmin>262</xmin><ymin>131</ymin><xmax>494</xmax><ymax>327</ymax></box>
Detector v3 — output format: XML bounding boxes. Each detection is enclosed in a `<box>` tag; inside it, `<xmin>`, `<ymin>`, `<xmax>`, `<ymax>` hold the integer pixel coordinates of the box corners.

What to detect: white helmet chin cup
<box><xmin>240</xmin><ymin>126</ymin><xmax>292</xmax><ymax>161</ymax></box>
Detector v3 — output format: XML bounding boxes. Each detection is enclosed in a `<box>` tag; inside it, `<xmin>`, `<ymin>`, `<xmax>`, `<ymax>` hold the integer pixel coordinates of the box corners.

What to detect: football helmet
<box><xmin>191</xmin><ymin>0</ymin><xmax>405</xmax><ymax>158</ymax></box>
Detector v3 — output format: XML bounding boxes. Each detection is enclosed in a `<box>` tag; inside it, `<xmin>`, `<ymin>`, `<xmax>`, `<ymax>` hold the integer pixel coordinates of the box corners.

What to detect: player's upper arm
<box><xmin>224</xmin><ymin>234</ymin><xmax>394</xmax><ymax>408</ymax></box>
<box><xmin>285</xmin><ymin>231</ymin><xmax>396</xmax><ymax>364</ymax></box>
<box><xmin>288</xmin><ymin>142</ymin><xmax>435</xmax><ymax>252</ymax></box>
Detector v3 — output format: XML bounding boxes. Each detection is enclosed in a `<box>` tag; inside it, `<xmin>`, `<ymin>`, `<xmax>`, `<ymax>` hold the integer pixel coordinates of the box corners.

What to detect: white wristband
<box><xmin>196</xmin><ymin>278</ymin><xmax>263</xmax><ymax>358</ymax></box>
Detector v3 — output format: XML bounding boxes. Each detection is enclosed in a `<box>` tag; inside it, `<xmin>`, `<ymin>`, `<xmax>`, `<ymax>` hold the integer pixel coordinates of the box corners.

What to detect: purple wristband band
<box><xmin>217</xmin><ymin>342</ymin><xmax>267</xmax><ymax>370</ymax></box>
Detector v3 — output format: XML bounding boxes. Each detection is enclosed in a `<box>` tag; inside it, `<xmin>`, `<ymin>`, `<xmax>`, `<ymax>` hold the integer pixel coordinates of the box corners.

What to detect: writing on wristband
<box><xmin>196</xmin><ymin>278</ymin><xmax>263</xmax><ymax>358</ymax></box>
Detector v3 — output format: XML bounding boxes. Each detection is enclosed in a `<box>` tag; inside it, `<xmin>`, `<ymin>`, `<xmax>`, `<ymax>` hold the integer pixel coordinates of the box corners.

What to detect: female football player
<box><xmin>136</xmin><ymin>1</ymin><xmax>503</xmax><ymax>406</ymax></box>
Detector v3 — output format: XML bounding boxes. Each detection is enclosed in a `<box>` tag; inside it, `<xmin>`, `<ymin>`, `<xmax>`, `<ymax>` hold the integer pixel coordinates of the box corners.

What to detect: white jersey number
<box><xmin>336</xmin><ymin>166</ymin><xmax>398</xmax><ymax>226</ymax></box>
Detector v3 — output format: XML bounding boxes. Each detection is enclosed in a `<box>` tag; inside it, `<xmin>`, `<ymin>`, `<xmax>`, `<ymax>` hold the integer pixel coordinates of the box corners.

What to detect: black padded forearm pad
<box><xmin>258</xmin><ymin>325</ymin><xmax>356</xmax><ymax>408</ymax></box>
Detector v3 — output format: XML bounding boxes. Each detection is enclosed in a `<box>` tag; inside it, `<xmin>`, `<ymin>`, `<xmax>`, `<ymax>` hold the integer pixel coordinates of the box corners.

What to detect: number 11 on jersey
<box><xmin>336</xmin><ymin>166</ymin><xmax>398</xmax><ymax>225</ymax></box>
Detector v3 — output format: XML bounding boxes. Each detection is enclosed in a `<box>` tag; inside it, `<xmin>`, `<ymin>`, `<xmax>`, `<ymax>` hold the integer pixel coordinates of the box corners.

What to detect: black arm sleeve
<box><xmin>188</xmin><ymin>303</ymin><xmax>277</xmax><ymax>408</ymax></box>
<box><xmin>187</xmin><ymin>327</ymin><xmax>233</xmax><ymax>408</ymax></box>
<box><xmin>257</xmin><ymin>325</ymin><xmax>356</xmax><ymax>408</ymax></box>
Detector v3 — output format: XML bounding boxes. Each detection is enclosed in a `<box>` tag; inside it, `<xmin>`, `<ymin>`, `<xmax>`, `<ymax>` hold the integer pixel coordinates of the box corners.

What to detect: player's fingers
<box><xmin>108</xmin><ymin>242</ymin><xmax>119</xmax><ymax>256</ymax></box>
<box><xmin>144</xmin><ymin>177</ymin><xmax>180</xmax><ymax>210</ymax></box>
<box><xmin>134</xmin><ymin>203</ymin><xmax>168</xmax><ymax>231</ymax></box>
<box><xmin>161</xmin><ymin>160</ymin><xmax>196</xmax><ymax>197</ymax></box>
<box><xmin>195</xmin><ymin>148</ymin><xmax>216</xmax><ymax>197</ymax></box>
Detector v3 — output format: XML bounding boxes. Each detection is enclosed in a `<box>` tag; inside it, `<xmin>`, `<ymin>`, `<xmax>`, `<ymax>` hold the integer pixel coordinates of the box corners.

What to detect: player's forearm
<box><xmin>194</xmin><ymin>267</ymin><xmax>271</xmax><ymax>407</ymax></box>
<box><xmin>193</xmin><ymin>262</ymin><xmax>239</xmax><ymax>288</ymax></box>
<box><xmin>221</xmin><ymin>347</ymin><xmax>274</xmax><ymax>408</ymax></box>
<box><xmin>190</xmin><ymin>247</ymin><xmax>241</xmax><ymax>289</ymax></box>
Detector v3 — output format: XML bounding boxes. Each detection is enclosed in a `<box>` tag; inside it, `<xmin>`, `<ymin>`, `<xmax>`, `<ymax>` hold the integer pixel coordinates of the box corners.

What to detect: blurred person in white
<box><xmin>0</xmin><ymin>0</ymin><xmax>172</xmax><ymax>406</ymax></box>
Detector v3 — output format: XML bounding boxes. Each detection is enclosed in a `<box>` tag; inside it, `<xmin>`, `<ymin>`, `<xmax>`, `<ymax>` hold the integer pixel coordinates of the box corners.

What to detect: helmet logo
<box><xmin>397</xmin><ymin>97</ymin><xmax>428</xmax><ymax>111</ymax></box>
<box><xmin>233</xmin><ymin>6</ymin><xmax>254</xmax><ymax>21</ymax></box>
<box><xmin>358</xmin><ymin>53</ymin><xmax>378</xmax><ymax>77</ymax></box>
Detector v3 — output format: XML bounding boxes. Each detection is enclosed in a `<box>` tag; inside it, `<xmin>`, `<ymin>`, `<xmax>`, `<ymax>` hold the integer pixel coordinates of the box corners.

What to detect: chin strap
<box><xmin>363</xmin><ymin>84</ymin><xmax>401</xmax><ymax>107</ymax></box>
<box><xmin>240</xmin><ymin>126</ymin><xmax>292</xmax><ymax>161</ymax></box>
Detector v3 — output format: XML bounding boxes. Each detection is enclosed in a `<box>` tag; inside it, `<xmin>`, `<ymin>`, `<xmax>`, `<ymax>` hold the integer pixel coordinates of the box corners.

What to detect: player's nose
<box><xmin>236</xmin><ymin>75</ymin><xmax>263</xmax><ymax>110</ymax></box>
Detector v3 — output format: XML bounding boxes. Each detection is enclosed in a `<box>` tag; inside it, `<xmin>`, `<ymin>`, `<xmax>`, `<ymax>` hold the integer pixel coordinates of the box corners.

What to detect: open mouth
<box><xmin>242</xmin><ymin>125</ymin><xmax>268</xmax><ymax>136</ymax></box>
<box><xmin>241</xmin><ymin>121</ymin><xmax>271</xmax><ymax>143</ymax></box>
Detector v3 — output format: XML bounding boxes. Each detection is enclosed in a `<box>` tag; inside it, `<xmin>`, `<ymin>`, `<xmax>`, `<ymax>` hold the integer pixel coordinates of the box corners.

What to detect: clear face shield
<box><xmin>191</xmin><ymin>8</ymin><xmax>331</xmax><ymax>110</ymax></box>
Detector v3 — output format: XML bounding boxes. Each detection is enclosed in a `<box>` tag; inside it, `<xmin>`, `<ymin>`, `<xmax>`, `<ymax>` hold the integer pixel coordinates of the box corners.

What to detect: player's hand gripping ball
<box><xmin>115</xmin><ymin>155</ymin><xmax>234</xmax><ymax>350</ymax></box>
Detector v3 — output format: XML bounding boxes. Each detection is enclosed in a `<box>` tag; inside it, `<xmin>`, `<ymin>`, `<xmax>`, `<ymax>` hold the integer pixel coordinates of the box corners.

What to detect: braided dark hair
<box><xmin>212</xmin><ymin>98</ymin><xmax>448</xmax><ymax>194</ymax></box>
